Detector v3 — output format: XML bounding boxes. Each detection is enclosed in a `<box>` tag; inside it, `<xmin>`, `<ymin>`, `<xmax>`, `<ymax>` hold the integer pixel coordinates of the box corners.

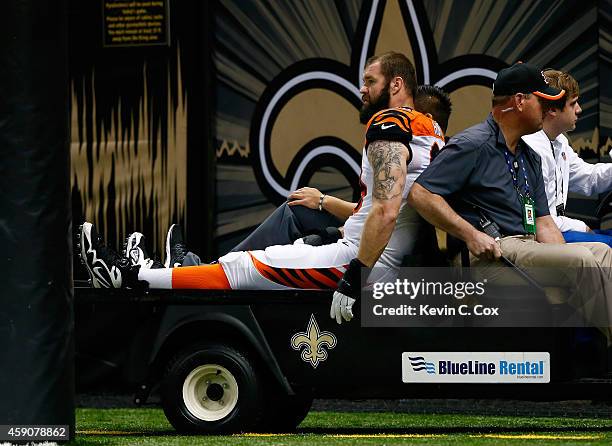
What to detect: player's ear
<box><xmin>514</xmin><ymin>93</ymin><xmax>525</xmax><ymax>112</ymax></box>
<box><xmin>391</xmin><ymin>76</ymin><xmax>403</xmax><ymax>94</ymax></box>
<box><xmin>425</xmin><ymin>112</ymin><xmax>433</xmax><ymax>119</ymax></box>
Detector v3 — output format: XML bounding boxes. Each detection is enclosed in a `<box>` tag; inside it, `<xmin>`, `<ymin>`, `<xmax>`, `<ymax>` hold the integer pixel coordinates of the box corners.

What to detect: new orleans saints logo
<box><xmin>291</xmin><ymin>314</ymin><xmax>337</xmax><ymax>369</ymax></box>
<box><xmin>250</xmin><ymin>0</ymin><xmax>505</xmax><ymax>204</ymax></box>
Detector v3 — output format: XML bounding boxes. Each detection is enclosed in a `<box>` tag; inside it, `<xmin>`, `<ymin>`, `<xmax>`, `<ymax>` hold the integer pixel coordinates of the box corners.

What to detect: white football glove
<box><xmin>330</xmin><ymin>290</ymin><xmax>356</xmax><ymax>324</ymax></box>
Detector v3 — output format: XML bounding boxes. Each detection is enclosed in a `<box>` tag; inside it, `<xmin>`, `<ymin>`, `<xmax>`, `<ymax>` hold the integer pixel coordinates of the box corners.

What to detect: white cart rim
<box><xmin>182</xmin><ymin>363</ymin><xmax>239</xmax><ymax>421</ymax></box>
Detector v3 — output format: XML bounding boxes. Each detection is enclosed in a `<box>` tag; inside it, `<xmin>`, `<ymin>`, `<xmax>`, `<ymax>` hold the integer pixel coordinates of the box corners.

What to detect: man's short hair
<box><xmin>492</xmin><ymin>94</ymin><xmax>513</xmax><ymax>108</ymax></box>
<box><xmin>365</xmin><ymin>52</ymin><xmax>417</xmax><ymax>99</ymax></box>
<box><xmin>542</xmin><ymin>69</ymin><xmax>579</xmax><ymax>110</ymax></box>
<box><xmin>415</xmin><ymin>85</ymin><xmax>452</xmax><ymax>133</ymax></box>
<box><xmin>491</xmin><ymin>93</ymin><xmax>534</xmax><ymax>108</ymax></box>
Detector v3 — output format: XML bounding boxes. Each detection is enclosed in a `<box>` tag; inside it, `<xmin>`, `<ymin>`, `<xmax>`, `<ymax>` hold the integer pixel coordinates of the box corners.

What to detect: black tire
<box><xmin>261</xmin><ymin>390</ymin><xmax>313</xmax><ymax>432</ymax></box>
<box><xmin>161</xmin><ymin>342</ymin><xmax>264</xmax><ymax>433</ymax></box>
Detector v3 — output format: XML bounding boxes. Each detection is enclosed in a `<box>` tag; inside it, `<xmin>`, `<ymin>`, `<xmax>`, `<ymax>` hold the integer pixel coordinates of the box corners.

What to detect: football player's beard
<box><xmin>359</xmin><ymin>84</ymin><xmax>391</xmax><ymax>124</ymax></box>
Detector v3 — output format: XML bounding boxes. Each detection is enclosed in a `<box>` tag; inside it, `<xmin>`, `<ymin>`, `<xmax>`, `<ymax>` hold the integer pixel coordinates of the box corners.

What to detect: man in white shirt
<box><xmin>522</xmin><ymin>69</ymin><xmax>612</xmax><ymax>247</ymax></box>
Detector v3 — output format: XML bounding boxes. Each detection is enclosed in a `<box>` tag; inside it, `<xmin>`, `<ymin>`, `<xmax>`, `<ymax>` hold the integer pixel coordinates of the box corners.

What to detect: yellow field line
<box><xmin>79</xmin><ymin>431</ymin><xmax>444</xmax><ymax>438</ymax></box>
<box><xmin>243</xmin><ymin>433</ymin><xmax>603</xmax><ymax>440</ymax></box>
<box><xmin>77</xmin><ymin>430</ymin><xmax>603</xmax><ymax>440</ymax></box>
<box><xmin>239</xmin><ymin>433</ymin><xmax>443</xmax><ymax>438</ymax></box>
<box><xmin>473</xmin><ymin>434</ymin><xmax>602</xmax><ymax>440</ymax></box>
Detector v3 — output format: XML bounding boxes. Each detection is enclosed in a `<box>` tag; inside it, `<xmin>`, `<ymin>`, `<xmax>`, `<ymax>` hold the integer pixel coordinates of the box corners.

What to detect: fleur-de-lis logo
<box><xmin>250</xmin><ymin>0</ymin><xmax>506</xmax><ymax>205</ymax></box>
<box><xmin>291</xmin><ymin>314</ymin><xmax>337</xmax><ymax>369</ymax></box>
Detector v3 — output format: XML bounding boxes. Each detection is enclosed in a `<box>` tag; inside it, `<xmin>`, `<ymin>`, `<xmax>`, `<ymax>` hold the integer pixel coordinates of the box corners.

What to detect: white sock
<box><xmin>138</xmin><ymin>267</ymin><xmax>173</xmax><ymax>289</ymax></box>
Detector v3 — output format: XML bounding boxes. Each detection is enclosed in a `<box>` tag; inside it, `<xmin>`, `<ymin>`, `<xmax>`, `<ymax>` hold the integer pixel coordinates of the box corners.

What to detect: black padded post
<box><xmin>0</xmin><ymin>0</ymin><xmax>75</xmax><ymax>439</ymax></box>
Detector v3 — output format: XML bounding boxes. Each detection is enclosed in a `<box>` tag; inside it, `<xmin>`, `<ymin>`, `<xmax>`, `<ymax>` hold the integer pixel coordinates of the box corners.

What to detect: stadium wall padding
<box><xmin>0</xmin><ymin>0</ymin><xmax>75</xmax><ymax>436</ymax></box>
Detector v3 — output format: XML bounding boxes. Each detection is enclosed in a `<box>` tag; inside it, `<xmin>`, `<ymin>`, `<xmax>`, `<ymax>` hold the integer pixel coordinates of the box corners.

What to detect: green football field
<box><xmin>73</xmin><ymin>408</ymin><xmax>612</xmax><ymax>445</ymax></box>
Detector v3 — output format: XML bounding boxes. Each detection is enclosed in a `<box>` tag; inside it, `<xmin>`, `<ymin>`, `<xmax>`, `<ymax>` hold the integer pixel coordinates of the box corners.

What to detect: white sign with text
<box><xmin>402</xmin><ymin>352</ymin><xmax>550</xmax><ymax>383</ymax></box>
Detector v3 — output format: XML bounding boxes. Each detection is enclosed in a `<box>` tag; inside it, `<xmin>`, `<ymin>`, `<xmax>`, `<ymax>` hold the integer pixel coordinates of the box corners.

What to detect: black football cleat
<box><xmin>79</xmin><ymin>222</ymin><xmax>142</xmax><ymax>289</ymax></box>
<box><xmin>124</xmin><ymin>232</ymin><xmax>164</xmax><ymax>269</ymax></box>
<box><xmin>165</xmin><ymin>224</ymin><xmax>188</xmax><ymax>268</ymax></box>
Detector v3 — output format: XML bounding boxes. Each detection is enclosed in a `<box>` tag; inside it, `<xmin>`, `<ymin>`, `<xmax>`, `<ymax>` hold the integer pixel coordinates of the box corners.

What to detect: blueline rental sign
<box><xmin>402</xmin><ymin>352</ymin><xmax>550</xmax><ymax>383</ymax></box>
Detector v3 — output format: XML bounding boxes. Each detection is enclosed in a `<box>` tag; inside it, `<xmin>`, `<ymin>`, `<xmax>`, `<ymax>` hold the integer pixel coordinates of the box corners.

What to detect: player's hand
<box><xmin>330</xmin><ymin>291</ymin><xmax>355</xmax><ymax>324</ymax></box>
<box><xmin>329</xmin><ymin>258</ymin><xmax>365</xmax><ymax>324</ymax></box>
<box><xmin>466</xmin><ymin>231</ymin><xmax>502</xmax><ymax>260</ymax></box>
<box><xmin>287</xmin><ymin>187</ymin><xmax>322</xmax><ymax>209</ymax></box>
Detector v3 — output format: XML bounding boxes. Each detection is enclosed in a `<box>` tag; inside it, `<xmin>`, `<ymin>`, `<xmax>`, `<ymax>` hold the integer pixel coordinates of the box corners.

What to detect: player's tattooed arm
<box><xmin>367</xmin><ymin>140</ymin><xmax>408</xmax><ymax>200</ymax></box>
<box><xmin>356</xmin><ymin>140</ymin><xmax>409</xmax><ymax>267</ymax></box>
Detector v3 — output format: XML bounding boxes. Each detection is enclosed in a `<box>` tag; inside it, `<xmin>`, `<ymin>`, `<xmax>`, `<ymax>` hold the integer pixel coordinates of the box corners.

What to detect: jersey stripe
<box><xmin>372</xmin><ymin>115</ymin><xmax>410</xmax><ymax>132</ymax></box>
<box><xmin>283</xmin><ymin>268</ymin><xmax>313</xmax><ymax>288</ymax></box>
<box><xmin>248</xmin><ymin>252</ymin><xmax>339</xmax><ymax>289</ymax></box>
<box><xmin>306</xmin><ymin>269</ymin><xmax>338</xmax><ymax>288</ymax></box>
<box><xmin>316</xmin><ymin>267</ymin><xmax>343</xmax><ymax>284</ymax></box>
<box><xmin>249</xmin><ymin>253</ymin><xmax>293</xmax><ymax>287</ymax></box>
<box><xmin>294</xmin><ymin>268</ymin><xmax>320</xmax><ymax>288</ymax></box>
<box><xmin>301</xmin><ymin>269</ymin><xmax>331</xmax><ymax>289</ymax></box>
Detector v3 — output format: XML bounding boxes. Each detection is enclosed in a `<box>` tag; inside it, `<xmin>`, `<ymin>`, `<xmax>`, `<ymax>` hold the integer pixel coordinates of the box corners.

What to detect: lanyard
<box><xmin>503</xmin><ymin>150</ymin><xmax>531</xmax><ymax>199</ymax></box>
<box><xmin>550</xmin><ymin>141</ymin><xmax>564</xmax><ymax>205</ymax></box>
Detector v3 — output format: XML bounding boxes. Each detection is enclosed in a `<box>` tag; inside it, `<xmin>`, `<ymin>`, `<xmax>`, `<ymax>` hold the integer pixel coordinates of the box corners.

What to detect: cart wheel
<box><xmin>161</xmin><ymin>343</ymin><xmax>264</xmax><ymax>433</ymax></box>
<box><xmin>262</xmin><ymin>390</ymin><xmax>313</xmax><ymax>432</ymax></box>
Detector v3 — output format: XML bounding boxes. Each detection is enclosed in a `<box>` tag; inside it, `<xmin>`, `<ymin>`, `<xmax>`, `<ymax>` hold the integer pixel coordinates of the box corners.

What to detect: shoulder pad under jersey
<box><xmin>365</xmin><ymin>108</ymin><xmax>413</xmax><ymax>148</ymax></box>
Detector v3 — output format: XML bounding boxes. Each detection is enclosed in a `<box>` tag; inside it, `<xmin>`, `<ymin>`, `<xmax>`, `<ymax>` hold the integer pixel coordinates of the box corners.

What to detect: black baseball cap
<box><xmin>493</xmin><ymin>62</ymin><xmax>565</xmax><ymax>100</ymax></box>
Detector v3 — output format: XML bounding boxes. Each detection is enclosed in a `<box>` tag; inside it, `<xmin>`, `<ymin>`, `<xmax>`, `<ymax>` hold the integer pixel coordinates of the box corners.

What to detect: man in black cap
<box><xmin>408</xmin><ymin>62</ymin><xmax>612</xmax><ymax>342</ymax></box>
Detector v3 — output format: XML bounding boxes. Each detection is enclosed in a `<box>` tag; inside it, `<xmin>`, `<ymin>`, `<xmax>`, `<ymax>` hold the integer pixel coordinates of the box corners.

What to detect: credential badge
<box><xmin>291</xmin><ymin>314</ymin><xmax>337</xmax><ymax>368</ymax></box>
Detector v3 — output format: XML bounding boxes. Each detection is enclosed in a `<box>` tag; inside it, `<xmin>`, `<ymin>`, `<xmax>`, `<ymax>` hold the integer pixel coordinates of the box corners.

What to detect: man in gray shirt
<box><xmin>409</xmin><ymin>62</ymin><xmax>612</xmax><ymax>344</ymax></box>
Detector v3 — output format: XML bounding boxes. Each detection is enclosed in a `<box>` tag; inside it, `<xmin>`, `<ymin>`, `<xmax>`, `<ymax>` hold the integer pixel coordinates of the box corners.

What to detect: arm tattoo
<box><xmin>368</xmin><ymin>140</ymin><xmax>406</xmax><ymax>200</ymax></box>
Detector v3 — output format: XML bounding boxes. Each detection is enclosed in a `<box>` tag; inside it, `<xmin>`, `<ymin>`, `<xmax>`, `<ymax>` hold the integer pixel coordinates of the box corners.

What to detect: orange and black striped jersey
<box><xmin>344</xmin><ymin>106</ymin><xmax>445</xmax><ymax>269</ymax></box>
<box><xmin>353</xmin><ymin>107</ymin><xmax>444</xmax><ymax>213</ymax></box>
<box><xmin>365</xmin><ymin>107</ymin><xmax>414</xmax><ymax>149</ymax></box>
<box><xmin>365</xmin><ymin>106</ymin><xmax>444</xmax><ymax>152</ymax></box>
